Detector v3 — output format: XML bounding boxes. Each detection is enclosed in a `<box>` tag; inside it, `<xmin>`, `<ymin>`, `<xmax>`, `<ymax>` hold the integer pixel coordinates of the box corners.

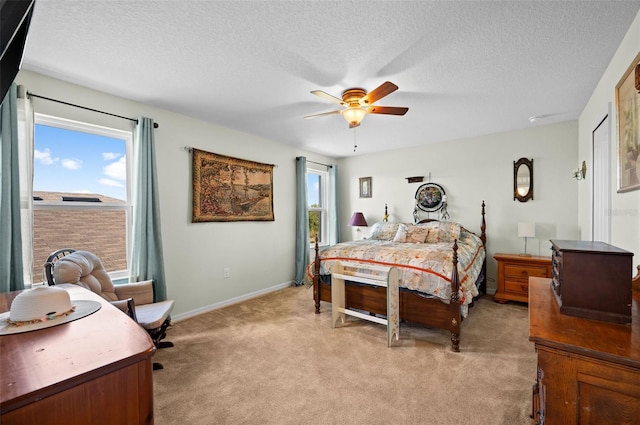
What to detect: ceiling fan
<box><xmin>304</xmin><ymin>81</ymin><xmax>409</xmax><ymax>128</ymax></box>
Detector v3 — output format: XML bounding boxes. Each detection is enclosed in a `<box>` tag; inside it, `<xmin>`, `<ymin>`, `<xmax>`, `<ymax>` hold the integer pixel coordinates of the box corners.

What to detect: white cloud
<box><xmin>34</xmin><ymin>148</ymin><xmax>58</xmax><ymax>165</ymax></box>
<box><xmin>102</xmin><ymin>152</ymin><xmax>120</xmax><ymax>161</ymax></box>
<box><xmin>61</xmin><ymin>158</ymin><xmax>82</xmax><ymax>170</ymax></box>
<box><xmin>99</xmin><ymin>178</ymin><xmax>125</xmax><ymax>188</ymax></box>
<box><xmin>103</xmin><ymin>156</ymin><xmax>126</xmax><ymax>181</ymax></box>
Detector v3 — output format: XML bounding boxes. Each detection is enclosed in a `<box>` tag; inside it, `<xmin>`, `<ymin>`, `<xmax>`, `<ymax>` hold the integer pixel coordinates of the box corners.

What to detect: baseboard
<box><xmin>171</xmin><ymin>281</ymin><xmax>295</xmax><ymax>322</ymax></box>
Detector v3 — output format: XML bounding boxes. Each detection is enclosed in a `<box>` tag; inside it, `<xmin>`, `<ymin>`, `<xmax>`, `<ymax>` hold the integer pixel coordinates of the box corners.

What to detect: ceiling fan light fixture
<box><xmin>307</xmin><ymin>81</ymin><xmax>407</xmax><ymax>128</ymax></box>
<box><xmin>341</xmin><ymin>106</ymin><xmax>366</xmax><ymax>127</ymax></box>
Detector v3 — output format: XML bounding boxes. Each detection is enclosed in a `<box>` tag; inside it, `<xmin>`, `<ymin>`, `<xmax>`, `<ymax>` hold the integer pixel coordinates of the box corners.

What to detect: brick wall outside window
<box><xmin>33</xmin><ymin>191</ymin><xmax>127</xmax><ymax>284</ymax></box>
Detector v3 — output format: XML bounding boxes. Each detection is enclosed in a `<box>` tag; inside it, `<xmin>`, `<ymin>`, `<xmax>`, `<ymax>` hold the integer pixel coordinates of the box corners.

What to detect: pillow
<box><xmin>393</xmin><ymin>223</ymin><xmax>429</xmax><ymax>243</ymax></box>
<box><xmin>423</xmin><ymin>221</ymin><xmax>462</xmax><ymax>243</ymax></box>
<box><xmin>368</xmin><ymin>222</ymin><xmax>399</xmax><ymax>241</ymax></box>
<box><xmin>406</xmin><ymin>225</ymin><xmax>430</xmax><ymax>243</ymax></box>
<box><xmin>392</xmin><ymin>223</ymin><xmax>407</xmax><ymax>242</ymax></box>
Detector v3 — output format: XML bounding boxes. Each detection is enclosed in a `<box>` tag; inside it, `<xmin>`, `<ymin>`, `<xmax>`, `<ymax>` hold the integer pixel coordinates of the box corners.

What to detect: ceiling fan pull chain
<box><xmin>353</xmin><ymin>127</ymin><xmax>358</xmax><ymax>152</ymax></box>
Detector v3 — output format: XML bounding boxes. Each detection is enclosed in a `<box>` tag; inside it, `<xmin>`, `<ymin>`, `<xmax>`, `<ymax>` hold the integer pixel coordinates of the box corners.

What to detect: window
<box><xmin>32</xmin><ymin>114</ymin><xmax>132</xmax><ymax>283</ymax></box>
<box><xmin>307</xmin><ymin>168</ymin><xmax>328</xmax><ymax>245</ymax></box>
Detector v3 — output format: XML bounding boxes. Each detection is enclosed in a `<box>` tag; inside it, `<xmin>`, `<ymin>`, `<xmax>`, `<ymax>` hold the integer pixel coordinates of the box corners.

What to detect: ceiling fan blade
<box><xmin>310</xmin><ymin>90</ymin><xmax>345</xmax><ymax>106</ymax></box>
<box><xmin>360</xmin><ymin>81</ymin><xmax>398</xmax><ymax>105</ymax></box>
<box><xmin>367</xmin><ymin>106</ymin><xmax>409</xmax><ymax>116</ymax></box>
<box><xmin>304</xmin><ymin>110</ymin><xmax>341</xmax><ymax>119</ymax></box>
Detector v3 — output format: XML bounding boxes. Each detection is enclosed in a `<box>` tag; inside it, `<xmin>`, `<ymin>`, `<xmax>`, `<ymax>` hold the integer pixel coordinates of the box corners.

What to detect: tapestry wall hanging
<box><xmin>192</xmin><ymin>148</ymin><xmax>274</xmax><ymax>222</ymax></box>
<box><xmin>615</xmin><ymin>51</ymin><xmax>640</xmax><ymax>193</ymax></box>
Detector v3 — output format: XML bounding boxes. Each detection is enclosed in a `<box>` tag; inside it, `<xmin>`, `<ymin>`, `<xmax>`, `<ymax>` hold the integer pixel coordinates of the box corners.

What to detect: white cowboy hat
<box><xmin>0</xmin><ymin>286</ymin><xmax>101</xmax><ymax>335</ymax></box>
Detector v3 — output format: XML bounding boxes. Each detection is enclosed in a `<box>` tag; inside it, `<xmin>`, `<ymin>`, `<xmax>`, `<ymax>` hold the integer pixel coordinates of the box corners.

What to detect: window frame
<box><xmin>33</xmin><ymin>113</ymin><xmax>133</xmax><ymax>281</ymax></box>
<box><xmin>307</xmin><ymin>167</ymin><xmax>329</xmax><ymax>246</ymax></box>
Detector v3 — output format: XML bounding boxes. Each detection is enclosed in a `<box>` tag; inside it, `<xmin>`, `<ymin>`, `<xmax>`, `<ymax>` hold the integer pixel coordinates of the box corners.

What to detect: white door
<box><xmin>592</xmin><ymin>115</ymin><xmax>610</xmax><ymax>243</ymax></box>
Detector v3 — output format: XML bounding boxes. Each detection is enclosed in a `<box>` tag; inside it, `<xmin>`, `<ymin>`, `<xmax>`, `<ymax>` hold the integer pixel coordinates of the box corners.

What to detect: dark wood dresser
<box><xmin>493</xmin><ymin>253</ymin><xmax>551</xmax><ymax>304</ymax></box>
<box><xmin>0</xmin><ymin>284</ymin><xmax>155</xmax><ymax>424</ymax></box>
<box><xmin>529</xmin><ymin>277</ymin><xmax>640</xmax><ymax>425</ymax></box>
<box><xmin>550</xmin><ymin>240</ymin><xmax>633</xmax><ymax>324</ymax></box>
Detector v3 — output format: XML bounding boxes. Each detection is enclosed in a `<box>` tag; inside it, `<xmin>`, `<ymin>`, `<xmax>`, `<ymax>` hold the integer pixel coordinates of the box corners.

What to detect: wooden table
<box><xmin>528</xmin><ymin>277</ymin><xmax>640</xmax><ymax>424</ymax></box>
<box><xmin>0</xmin><ymin>284</ymin><xmax>156</xmax><ymax>425</ymax></box>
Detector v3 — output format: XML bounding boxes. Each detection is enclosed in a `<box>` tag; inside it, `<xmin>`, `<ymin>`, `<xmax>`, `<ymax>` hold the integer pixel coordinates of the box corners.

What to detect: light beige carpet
<box><xmin>153</xmin><ymin>286</ymin><xmax>536</xmax><ymax>425</ymax></box>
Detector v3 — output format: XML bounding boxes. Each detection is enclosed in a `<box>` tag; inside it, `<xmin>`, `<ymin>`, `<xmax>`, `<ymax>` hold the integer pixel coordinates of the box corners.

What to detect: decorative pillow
<box><xmin>423</xmin><ymin>221</ymin><xmax>462</xmax><ymax>243</ymax></box>
<box><xmin>392</xmin><ymin>223</ymin><xmax>408</xmax><ymax>242</ymax></box>
<box><xmin>368</xmin><ymin>222</ymin><xmax>399</xmax><ymax>241</ymax></box>
<box><xmin>393</xmin><ymin>223</ymin><xmax>429</xmax><ymax>243</ymax></box>
<box><xmin>406</xmin><ymin>225</ymin><xmax>430</xmax><ymax>243</ymax></box>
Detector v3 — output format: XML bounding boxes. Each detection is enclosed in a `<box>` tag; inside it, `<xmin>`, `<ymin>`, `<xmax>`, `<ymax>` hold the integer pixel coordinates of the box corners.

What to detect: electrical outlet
<box><xmin>223</xmin><ymin>267</ymin><xmax>230</xmax><ymax>279</ymax></box>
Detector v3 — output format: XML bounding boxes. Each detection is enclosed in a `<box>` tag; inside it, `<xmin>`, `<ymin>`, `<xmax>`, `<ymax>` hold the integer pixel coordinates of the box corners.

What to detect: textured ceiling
<box><xmin>22</xmin><ymin>1</ymin><xmax>640</xmax><ymax>158</ymax></box>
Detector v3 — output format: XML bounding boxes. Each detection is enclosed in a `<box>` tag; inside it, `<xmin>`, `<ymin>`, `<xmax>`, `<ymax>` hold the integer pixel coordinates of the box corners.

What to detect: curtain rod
<box><xmin>299</xmin><ymin>157</ymin><xmax>333</xmax><ymax>168</ymax></box>
<box><xmin>26</xmin><ymin>92</ymin><xmax>159</xmax><ymax>128</ymax></box>
<box><xmin>184</xmin><ymin>146</ymin><xmax>277</xmax><ymax>167</ymax></box>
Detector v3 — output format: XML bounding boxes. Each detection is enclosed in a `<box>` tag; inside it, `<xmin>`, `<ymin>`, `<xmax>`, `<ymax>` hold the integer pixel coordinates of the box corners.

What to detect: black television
<box><xmin>1</xmin><ymin>0</ymin><xmax>35</xmax><ymax>102</ymax></box>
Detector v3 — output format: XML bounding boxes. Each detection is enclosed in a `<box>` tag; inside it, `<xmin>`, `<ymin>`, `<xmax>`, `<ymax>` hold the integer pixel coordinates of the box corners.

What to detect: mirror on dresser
<box><xmin>513</xmin><ymin>157</ymin><xmax>533</xmax><ymax>202</ymax></box>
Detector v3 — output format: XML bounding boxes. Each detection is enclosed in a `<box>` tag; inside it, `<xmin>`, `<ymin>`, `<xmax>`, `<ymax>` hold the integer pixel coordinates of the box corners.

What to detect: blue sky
<box><xmin>34</xmin><ymin>124</ymin><xmax>127</xmax><ymax>201</ymax></box>
<box><xmin>307</xmin><ymin>173</ymin><xmax>319</xmax><ymax>207</ymax></box>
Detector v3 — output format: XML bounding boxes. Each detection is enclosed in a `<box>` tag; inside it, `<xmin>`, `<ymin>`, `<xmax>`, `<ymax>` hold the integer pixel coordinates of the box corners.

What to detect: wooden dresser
<box><xmin>0</xmin><ymin>284</ymin><xmax>156</xmax><ymax>424</ymax></box>
<box><xmin>529</xmin><ymin>277</ymin><xmax>640</xmax><ymax>425</ymax></box>
<box><xmin>493</xmin><ymin>253</ymin><xmax>551</xmax><ymax>304</ymax></box>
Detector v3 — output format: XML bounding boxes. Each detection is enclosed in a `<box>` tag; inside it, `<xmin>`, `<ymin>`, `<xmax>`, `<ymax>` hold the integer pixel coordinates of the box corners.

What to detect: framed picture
<box><xmin>359</xmin><ymin>177</ymin><xmax>372</xmax><ymax>198</ymax></box>
<box><xmin>615</xmin><ymin>51</ymin><xmax>640</xmax><ymax>193</ymax></box>
<box><xmin>191</xmin><ymin>148</ymin><xmax>274</xmax><ymax>222</ymax></box>
<box><xmin>414</xmin><ymin>182</ymin><xmax>446</xmax><ymax>212</ymax></box>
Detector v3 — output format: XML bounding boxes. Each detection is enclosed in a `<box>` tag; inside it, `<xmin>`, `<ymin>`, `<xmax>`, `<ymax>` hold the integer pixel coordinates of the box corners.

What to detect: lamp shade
<box><xmin>341</xmin><ymin>107</ymin><xmax>367</xmax><ymax>127</ymax></box>
<box><xmin>517</xmin><ymin>222</ymin><xmax>535</xmax><ymax>238</ymax></box>
<box><xmin>349</xmin><ymin>212</ymin><xmax>368</xmax><ymax>227</ymax></box>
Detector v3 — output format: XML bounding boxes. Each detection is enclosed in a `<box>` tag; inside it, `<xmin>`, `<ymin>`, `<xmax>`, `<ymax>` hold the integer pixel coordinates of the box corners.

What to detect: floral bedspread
<box><xmin>311</xmin><ymin>229</ymin><xmax>485</xmax><ymax>316</ymax></box>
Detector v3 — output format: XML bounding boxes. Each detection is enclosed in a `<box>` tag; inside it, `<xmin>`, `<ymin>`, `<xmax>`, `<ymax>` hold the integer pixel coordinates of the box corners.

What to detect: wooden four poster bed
<box><xmin>310</xmin><ymin>201</ymin><xmax>487</xmax><ymax>352</ymax></box>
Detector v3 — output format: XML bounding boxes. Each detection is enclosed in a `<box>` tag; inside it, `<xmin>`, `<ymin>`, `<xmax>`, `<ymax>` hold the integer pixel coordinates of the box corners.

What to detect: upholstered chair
<box><xmin>45</xmin><ymin>250</ymin><xmax>174</xmax><ymax>368</ymax></box>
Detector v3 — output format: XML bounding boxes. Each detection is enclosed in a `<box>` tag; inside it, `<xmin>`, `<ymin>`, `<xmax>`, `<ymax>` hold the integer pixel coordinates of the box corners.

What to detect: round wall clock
<box><xmin>415</xmin><ymin>183</ymin><xmax>446</xmax><ymax>212</ymax></box>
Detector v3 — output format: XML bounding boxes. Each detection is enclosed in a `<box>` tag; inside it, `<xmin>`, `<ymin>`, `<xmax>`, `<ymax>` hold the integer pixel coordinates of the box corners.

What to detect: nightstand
<box><xmin>493</xmin><ymin>253</ymin><xmax>552</xmax><ymax>304</ymax></box>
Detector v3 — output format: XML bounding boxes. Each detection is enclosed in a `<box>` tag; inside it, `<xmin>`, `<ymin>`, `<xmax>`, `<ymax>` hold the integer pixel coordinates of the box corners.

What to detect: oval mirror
<box><xmin>517</xmin><ymin>165</ymin><xmax>530</xmax><ymax>196</ymax></box>
<box><xmin>514</xmin><ymin>158</ymin><xmax>533</xmax><ymax>202</ymax></box>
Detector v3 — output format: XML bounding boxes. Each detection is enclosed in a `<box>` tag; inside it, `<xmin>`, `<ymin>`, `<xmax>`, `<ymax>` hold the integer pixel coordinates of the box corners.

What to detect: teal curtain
<box><xmin>129</xmin><ymin>117</ymin><xmax>167</xmax><ymax>302</ymax></box>
<box><xmin>0</xmin><ymin>84</ymin><xmax>25</xmax><ymax>293</ymax></box>
<box><xmin>328</xmin><ymin>164</ymin><xmax>340</xmax><ymax>245</ymax></box>
<box><xmin>294</xmin><ymin>156</ymin><xmax>309</xmax><ymax>286</ymax></box>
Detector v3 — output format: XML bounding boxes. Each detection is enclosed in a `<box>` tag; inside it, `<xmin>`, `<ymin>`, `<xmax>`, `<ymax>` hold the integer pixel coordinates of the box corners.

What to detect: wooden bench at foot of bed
<box><xmin>313</xmin><ymin>239</ymin><xmax>464</xmax><ymax>352</ymax></box>
<box><xmin>331</xmin><ymin>262</ymin><xmax>401</xmax><ymax>348</ymax></box>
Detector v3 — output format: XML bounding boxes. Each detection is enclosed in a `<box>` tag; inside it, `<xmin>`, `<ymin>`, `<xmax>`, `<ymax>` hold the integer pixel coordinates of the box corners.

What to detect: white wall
<box><xmin>16</xmin><ymin>70</ymin><xmax>333</xmax><ymax>318</ymax></box>
<box><xmin>578</xmin><ymin>10</ymin><xmax>640</xmax><ymax>269</ymax></box>
<box><xmin>337</xmin><ymin>121</ymin><xmax>579</xmax><ymax>293</ymax></box>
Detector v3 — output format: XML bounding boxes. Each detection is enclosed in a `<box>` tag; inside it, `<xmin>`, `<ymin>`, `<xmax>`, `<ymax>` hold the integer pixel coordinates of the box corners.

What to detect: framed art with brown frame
<box><xmin>192</xmin><ymin>148</ymin><xmax>274</xmax><ymax>222</ymax></box>
<box><xmin>359</xmin><ymin>177</ymin><xmax>372</xmax><ymax>198</ymax></box>
<box><xmin>615</xmin><ymin>51</ymin><xmax>640</xmax><ymax>193</ymax></box>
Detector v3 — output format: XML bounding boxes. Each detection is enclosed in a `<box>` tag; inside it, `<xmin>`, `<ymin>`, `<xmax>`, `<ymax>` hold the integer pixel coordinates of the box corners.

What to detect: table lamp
<box><xmin>518</xmin><ymin>222</ymin><xmax>535</xmax><ymax>256</ymax></box>
<box><xmin>350</xmin><ymin>212</ymin><xmax>368</xmax><ymax>240</ymax></box>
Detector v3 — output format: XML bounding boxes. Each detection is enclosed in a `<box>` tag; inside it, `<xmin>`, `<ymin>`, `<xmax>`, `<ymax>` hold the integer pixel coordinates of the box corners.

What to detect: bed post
<box><xmin>313</xmin><ymin>238</ymin><xmax>321</xmax><ymax>314</ymax></box>
<box><xmin>449</xmin><ymin>239</ymin><xmax>461</xmax><ymax>352</ymax></box>
<box><xmin>480</xmin><ymin>200</ymin><xmax>486</xmax><ymax>245</ymax></box>
<box><xmin>479</xmin><ymin>200</ymin><xmax>487</xmax><ymax>295</ymax></box>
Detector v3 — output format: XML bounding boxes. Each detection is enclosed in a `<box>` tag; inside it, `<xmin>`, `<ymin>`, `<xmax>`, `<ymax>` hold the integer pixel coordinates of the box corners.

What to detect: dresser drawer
<box><xmin>504</xmin><ymin>264</ymin><xmax>548</xmax><ymax>279</ymax></box>
<box><xmin>505</xmin><ymin>279</ymin><xmax>529</xmax><ymax>294</ymax></box>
